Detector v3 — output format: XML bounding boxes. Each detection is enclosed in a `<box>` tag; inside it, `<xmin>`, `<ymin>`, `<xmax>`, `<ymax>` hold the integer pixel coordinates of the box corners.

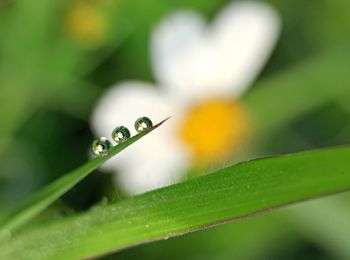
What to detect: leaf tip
<box><xmin>154</xmin><ymin>116</ymin><xmax>171</xmax><ymax>128</ymax></box>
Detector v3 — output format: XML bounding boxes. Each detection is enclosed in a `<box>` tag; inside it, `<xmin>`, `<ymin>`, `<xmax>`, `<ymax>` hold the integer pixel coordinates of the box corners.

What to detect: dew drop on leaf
<box><xmin>135</xmin><ymin>117</ymin><xmax>153</xmax><ymax>133</ymax></box>
<box><xmin>92</xmin><ymin>137</ymin><xmax>111</xmax><ymax>157</ymax></box>
<box><xmin>111</xmin><ymin>126</ymin><xmax>131</xmax><ymax>143</ymax></box>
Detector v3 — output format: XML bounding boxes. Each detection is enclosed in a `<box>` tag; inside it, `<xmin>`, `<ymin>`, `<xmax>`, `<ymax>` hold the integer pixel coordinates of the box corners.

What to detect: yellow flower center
<box><xmin>64</xmin><ymin>1</ymin><xmax>106</xmax><ymax>47</ymax></box>
<box><xmin>179</xmin><ymin>99</ymin><xmax>249</xmax><ymax>165</ymax></box>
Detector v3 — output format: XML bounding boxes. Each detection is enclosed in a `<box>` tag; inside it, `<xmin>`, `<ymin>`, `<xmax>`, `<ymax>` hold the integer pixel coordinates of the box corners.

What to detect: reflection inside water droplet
<box><xmin>135</xmin><ymin>117</ymin><xmax>153</xmax><ymax>133</ymax></box>
<box><xmin>111</xmin><ymin>126</ymin><xmax>131</xmax><ymax>143</ymax></box>
<box><xmin>92</xmin><ymin>137</ymin><xmax>111</xmax><ymax>157</ymax></box>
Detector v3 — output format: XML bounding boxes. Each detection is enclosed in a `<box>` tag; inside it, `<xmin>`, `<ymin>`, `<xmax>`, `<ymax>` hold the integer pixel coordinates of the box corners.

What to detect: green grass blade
<box><xmin>0</xmin><ymin>118</ymin><xmax>168</xmax><ymax>233</ymax></box>
<box><xmin>2</xmin><ymin>145</ymin><xmax>350</xmax><ymax>259</ymax></box>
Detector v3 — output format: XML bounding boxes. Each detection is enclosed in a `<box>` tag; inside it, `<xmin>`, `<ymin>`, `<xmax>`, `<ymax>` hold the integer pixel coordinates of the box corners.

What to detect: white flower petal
<box><xmin>90</xmin><ymin>81</ymin><xmax>190</xmax><ymax>194</ymax></box>
<box><xmin>91</xmin><ymin>81</ymin><xmax>171</xmax><ymax>136</ymax></box>
<box><xmin>209</xmin><ymin>1</ymin><xmax>281</xmax><ymax>97</ymax></box>
<box><xmin>151</xmin><ymin>11</ymin><xmax>206</xmax><ymax>100</ymax></box>
<box><xmin>115</xmin><ymin>139</ymin><xmax>188</xmax><ymax>195</ymax></box>
<box><xmin>151</xmin><ymin>1</ymin><xmax>280</xmax><ymax>101</ymax></box>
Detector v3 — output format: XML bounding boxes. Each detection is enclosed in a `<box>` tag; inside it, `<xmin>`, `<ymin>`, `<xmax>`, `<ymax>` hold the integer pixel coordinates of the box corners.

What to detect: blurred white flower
<box><xmin>91</xmin><ymin>1</ymin><xmax>281</xmax><ymax>195</ymax></box>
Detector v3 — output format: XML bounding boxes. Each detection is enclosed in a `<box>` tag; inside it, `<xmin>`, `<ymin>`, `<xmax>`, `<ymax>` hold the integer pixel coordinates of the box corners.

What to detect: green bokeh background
<box><xmin>1</xmin><ymin>0</ymin><xmax>350</xmax><ymax>259</ymax></box>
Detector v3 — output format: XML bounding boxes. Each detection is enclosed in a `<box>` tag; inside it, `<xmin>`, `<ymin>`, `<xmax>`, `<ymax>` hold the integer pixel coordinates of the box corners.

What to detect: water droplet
<box><xmin>92</xmin><ymin>137</ymin><xmax>111</xmax><ymax>157</ymax></box>
<box><xmin>135</xmin><ymin>117</ymin><xmax>153</xmax><ymax>133</ymax></box>
<box><xmin>111</xmin><ymin>126</ymin><xmax>130</xmax><ymax>143</ymax></box>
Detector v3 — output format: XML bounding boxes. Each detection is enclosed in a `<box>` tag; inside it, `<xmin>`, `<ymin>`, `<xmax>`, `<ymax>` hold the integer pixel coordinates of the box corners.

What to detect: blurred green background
<box><xmin>1</xmin><ymin>0</ymin><xmax>350</xmax><ymax>259</ymax></box>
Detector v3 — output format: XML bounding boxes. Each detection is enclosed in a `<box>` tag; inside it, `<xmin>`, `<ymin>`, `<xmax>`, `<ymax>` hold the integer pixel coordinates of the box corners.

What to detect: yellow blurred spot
<box><xmin>179</xmin><ymin>99</ymin><xmax>249</xmax><ymax>165</ymax></box>
<box><xmin>65</xmin><ymin>1</ymin><xmax>106</xmax><ymax>47</ymax></box>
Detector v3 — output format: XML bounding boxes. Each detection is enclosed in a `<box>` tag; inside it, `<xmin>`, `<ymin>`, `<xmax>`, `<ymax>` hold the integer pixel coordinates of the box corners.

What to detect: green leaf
<box><xmin>2</xmin><ymin>145</ymin><xmax>350</xmax><ymax>259</ymax></box>
<box><xmin>0</xmin><ymin>118</ymin><xmax>168</xmax><ymax>233</ymax></box>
